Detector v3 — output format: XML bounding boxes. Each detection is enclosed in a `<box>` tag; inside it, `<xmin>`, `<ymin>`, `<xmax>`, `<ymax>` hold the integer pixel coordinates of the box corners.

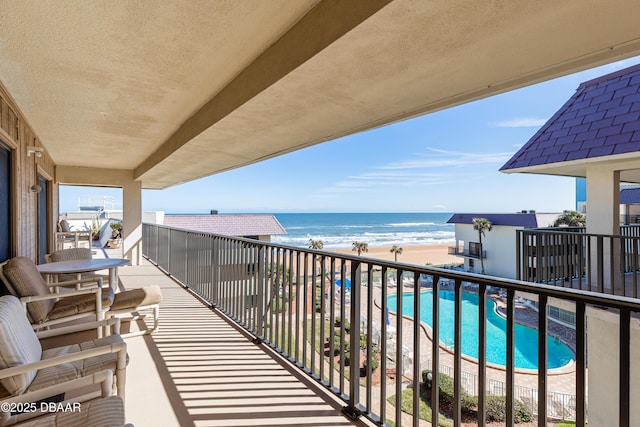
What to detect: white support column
<box><xmin>587</xmin><ymin>308</ymin><xmax>640</xmax><ymax>427</ymax></box>
<box><xmin>586</xmin><ymin>165</ymin><xmax>620</xmax><ymax>234</ymax></box>
<box><xmin>585</xmin><ymin>165</ymin><xmax>621</xmax><ymax>292</ymax></box>
<box><xmin>123</xmin><ymin>180</ymin><xmax>142</xmax><ymax>265</ymax></box>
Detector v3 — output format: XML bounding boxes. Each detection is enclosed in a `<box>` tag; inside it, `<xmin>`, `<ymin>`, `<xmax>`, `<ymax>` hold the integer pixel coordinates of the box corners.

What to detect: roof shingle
<box><xmin>501</xmin><ymin>63</ymin><xmax>640</xmax><ymax>171</ymax></box>
<box><xmin>163</xmin><ymin>214</ymin><xmax>286</xmax><ymax>237</ymax></box>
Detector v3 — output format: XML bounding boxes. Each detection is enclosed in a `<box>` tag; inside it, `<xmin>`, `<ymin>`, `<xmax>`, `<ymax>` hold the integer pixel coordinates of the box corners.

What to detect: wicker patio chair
<box><xmin>0</xmin><ymin>295</ymin><xmax>127</xmax><ymax>410</ymax></box>
<box><xmin>0</xmin><ymin>257</ymin><xmax>113</xmax><ymax>332</ymax></box>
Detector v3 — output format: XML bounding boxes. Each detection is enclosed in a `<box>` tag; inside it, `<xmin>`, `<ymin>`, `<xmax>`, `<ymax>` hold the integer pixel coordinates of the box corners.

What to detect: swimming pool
<box><xmin>387</xmin><ymin>291</ymin><xmax>575</xmax><ymax>370</ymax></box>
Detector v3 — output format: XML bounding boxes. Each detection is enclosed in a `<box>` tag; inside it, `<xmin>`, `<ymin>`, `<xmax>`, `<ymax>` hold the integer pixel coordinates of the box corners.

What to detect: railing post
<box><xmin>211</xmin><ymin>237</ymin><xmax>220</xmax><ymax>308</ymax></box>
<box><xmin>343</xmin><ymin>260</ymin><xmax>362</xmax><ymax>420</ymax></box>
<box><xmin>516</xmin><ymin>231</ymin><xmax>521</xmax><ymax>281</ymax></box>
<box><xmin>255</xmin><ymin>245</ymin><xmax>265</xmax><ymax>341</ymax></box>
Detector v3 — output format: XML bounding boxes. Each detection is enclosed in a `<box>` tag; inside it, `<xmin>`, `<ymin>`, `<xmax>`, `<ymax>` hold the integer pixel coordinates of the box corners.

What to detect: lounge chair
<box><xmin>46</xmin><ymin>249</ymin><xmax>162</xmax><ymax>336</ymax></box>
<box><xmin>1</xmin><ymin>256</ymin><xmax>162</xmax><ymax>338</ymax></box>
<box><xmin>0</xmin><ymin>257</ymin><xmax>113</xmax><ymax>333</ymax></box>
<box><xmin>0</xmin><ymin>295</ymin><xmax>127</xmax><ymax>408</ymax></box>
<box><xmin>0</xmin><ymin>370</ymin><xmax>132</xmax><ymax>426</ymax></box>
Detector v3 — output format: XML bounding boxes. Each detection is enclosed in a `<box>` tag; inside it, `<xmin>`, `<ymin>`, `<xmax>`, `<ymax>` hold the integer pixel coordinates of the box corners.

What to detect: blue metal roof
<box><xmin>621</xmin><ymin>187</ymin><xmax>640</xmax><ymax>204</ymax></box>
<box><xmin>501</xmin><ymin>63</ymin><xmax>640</xmax><ymax>171</ymax></box>
<box><xmin>447</xmin><ymin>213</ymin><xmax>539</xmax><ymax>227</ymax></box>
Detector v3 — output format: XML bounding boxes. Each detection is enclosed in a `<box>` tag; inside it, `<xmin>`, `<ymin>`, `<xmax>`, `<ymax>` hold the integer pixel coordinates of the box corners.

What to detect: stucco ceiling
<box><xmin>2</xmin><ymin>0</ymin><xmax>640</xmax><ymax>189</ymax></box>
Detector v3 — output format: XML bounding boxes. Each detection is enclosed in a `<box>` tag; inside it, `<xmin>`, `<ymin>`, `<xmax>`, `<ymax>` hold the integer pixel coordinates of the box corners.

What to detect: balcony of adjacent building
<box><xmin>516</xmin><ymin>225</ymin><xmax>640</xmax><ymax>298</ymax></box>
<box><xmin>448</xmin><ymin>243</ymin><xmax>487</xmax><ymax>260</ymax></box>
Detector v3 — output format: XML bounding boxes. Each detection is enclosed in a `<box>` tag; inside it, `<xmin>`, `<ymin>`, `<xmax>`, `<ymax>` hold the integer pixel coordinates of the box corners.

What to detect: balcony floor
<box><xmin>117</xmin><ymin>260</ymin><xmax>363</xmax><ymax>427</ymax></box>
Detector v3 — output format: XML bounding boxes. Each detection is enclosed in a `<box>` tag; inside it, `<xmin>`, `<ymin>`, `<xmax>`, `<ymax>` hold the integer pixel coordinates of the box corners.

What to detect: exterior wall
<box><xmin>0</xmin><ymin>82</ymin><xmax>56</xmax><ymax>261</ymax></box>
<box><xmin>455</xmin><ymin>224</ymin><xmax>518</xmax><ymax>279</ymax></box>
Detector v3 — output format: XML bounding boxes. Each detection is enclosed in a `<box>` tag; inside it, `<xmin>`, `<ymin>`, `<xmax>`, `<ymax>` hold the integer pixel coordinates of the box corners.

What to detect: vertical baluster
<box><xmin>395</xmin><ymin>268</ymin><xmax>403</xmax><ymax>427</ymax></box>
<box><xmin>366</xmin><ymin>263</ymin><xmax>374</xmax><ymax>414</ymax></box>
<box><xmin>575</xmin><ymin>302</ymin><xmax>586</xmax><ymax>427</ymax></box>
<box><xmin>302</xmin><ymin>252</ymin><xmax>308</xmax><ymax>370</ymax></box>
<box><xmin>329</xmin><ymin>257</ymin><xmax>336</xmax><ymax>388</ymax></box>
<box><xmin>506</xmin><ymin>288</ymin><xmax>515</xmax><ymax>426</ymax></box>
<box><xmin>412</xmin><ymin>272</ymin><xmax>421</xmax><ymax>427</ymax></box>
<box><xmin>620</xmin><ymin>309</ymin><xmax>630</xmax><ymax>427</ymax></box>
<box><xmin>453</xmin><ymin>279</ymin><xmax>462</xmax><ymax>426</ymax></box>
<box><xmin>380</xmin><ymin>266</ymin><xmax>388</xmax><ymax>424</ymax></box>
<box><xmin>319</xmin><ymin>255</ymin><xmax>326</xmax><ymax>381</ymax></box>
<box><xmin>310</xmin><ymin>252</ymin><xmax>317</xmax><ymax>376</ymax></box>
<box><xmin>295</xmin><ymin>250</ymin><xmax>301</xmax><ymax>363</ymax></box>
<box><xmin>344</xmin><ymin>261</ymin><xmax>361</xmax><ymax>420</ymax></box>
<box><xmin>339</xmin><ymin>260</ymin><xmax>347</xmax><ymax>395</ymax></box>
<box><xmin>538</xmin><ymin>294</ymin><xmax>548</xmax><ymax>426</ymax></box>
<box><xmin>478</xmin><ymin>283</ymin><xmax>486</xmax><ymax>427</ymax></box>
<box><xmin>431</xmin><ymin>275</ymin><xmax>440</xmax><ymax>427</ymax></box>
<box><xmin>256</xmin><ymin>245</ymin><xmax>264</xmax><ymax>339</ymax></box>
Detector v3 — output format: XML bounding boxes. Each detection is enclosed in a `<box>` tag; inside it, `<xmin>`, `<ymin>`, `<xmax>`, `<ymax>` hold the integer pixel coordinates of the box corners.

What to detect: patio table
<box><xmin>37</xmin><ymin>258</ymin><xmax>131</xmax><ymax>291</ymax></box>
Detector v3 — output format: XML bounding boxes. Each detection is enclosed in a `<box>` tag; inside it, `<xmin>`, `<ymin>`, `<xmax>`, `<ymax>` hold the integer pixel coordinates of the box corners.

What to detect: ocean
<box><xmin>271</xmin><ymin>212</ymin><xmax>455</xmax><ymax>249</ymax></box>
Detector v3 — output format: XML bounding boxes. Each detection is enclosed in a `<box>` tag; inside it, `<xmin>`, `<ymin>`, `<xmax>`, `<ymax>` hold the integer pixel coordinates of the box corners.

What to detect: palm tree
<box><xmin>352</xmin><ymin>241</ymin><xmax>368</xmax><ymax>256</ymax></box>
<box><xmin>390</xmin><ymin>245</ymin><xmax>403</xmax><ymax>262</ymax></box>
<box><xmin>554</xmin><ymin>211</ymin><xmax>586</xmax><ymax>227</ymax></box>
<box><xmin>472</xmin><ymin>217</ymin><xmax>492</xmax><ymax>274</ymax></box>
<box><xmin>308</xmin><ymin>239</ymin><xmax>324</xmax><ymax>250</ymax></box>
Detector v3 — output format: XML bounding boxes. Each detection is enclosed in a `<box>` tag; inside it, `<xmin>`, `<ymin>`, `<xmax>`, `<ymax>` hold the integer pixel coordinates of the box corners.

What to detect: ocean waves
<box><xmin>272</xmin><ymin>212</ymin><xmax>455</xmax><ymax>249</ymax></box>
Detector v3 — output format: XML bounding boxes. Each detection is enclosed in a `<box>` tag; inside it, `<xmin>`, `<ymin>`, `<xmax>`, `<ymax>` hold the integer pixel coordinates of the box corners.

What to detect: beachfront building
<box><xmin>1</xmin><ymin>4</ymin><xmax>640</xmax><ymax>426</ymax></box>
<box><xmin>501</xmin><ymin>62</ymin><xmax>640</xmax><ymax>426</ymax></box>
<box><xmin>162</xmin><ymin>212</ymin><xmax>286</xmax><ymax>242</ymax></box>
<box><xmin>447</xmin><ymin>212</ymin><xmax>560</xmax><ymax>279</ymax></box>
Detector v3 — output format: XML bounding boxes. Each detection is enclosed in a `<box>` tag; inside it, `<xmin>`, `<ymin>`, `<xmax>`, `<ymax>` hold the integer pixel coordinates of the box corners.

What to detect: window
<box><xmin>469</xmin><ymin>242</ymin><xmax>482</xmax><ymax>257</ymax></box>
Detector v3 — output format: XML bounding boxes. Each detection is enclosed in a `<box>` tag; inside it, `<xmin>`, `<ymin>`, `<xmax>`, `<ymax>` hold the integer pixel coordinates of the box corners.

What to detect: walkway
<box><xmin>115</xmin><ymin>260</ymin><xmax>366</xmax><ymax>427</ymax></box>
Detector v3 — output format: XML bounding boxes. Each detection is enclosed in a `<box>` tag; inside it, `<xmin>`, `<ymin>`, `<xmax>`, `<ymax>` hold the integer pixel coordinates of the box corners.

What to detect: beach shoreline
<box><xmin>331</xmin><ymin>244</ymin><xmax>461</xmax><ymax>267</ymax></box>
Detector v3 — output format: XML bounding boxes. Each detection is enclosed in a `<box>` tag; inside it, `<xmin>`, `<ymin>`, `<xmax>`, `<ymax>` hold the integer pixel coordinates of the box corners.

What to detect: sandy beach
<box><xmin>333</xmin><ymin>244</ymin><xmax>461</xmax><ymax>267</ymax></box>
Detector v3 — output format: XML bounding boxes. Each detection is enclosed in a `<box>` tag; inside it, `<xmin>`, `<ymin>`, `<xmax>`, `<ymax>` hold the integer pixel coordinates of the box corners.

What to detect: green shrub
<box><xmin>421</xmin><ymin>370</ymin><xmax>476</xmax><ymax>414</ymax></box>
<box><xmin>359</xmin><ymin>333</ymin><xmax>368</xmax><ymax>349</ymax></box>
<box><xmin>332</xmin><ymin>333</ymin><xmax>350</xmax><ymax>356</ymax></box>
<box><xmin>362</xmin><ymin>357</ymin><xmax>379</xmax><ymax>372</ymax></box>
<box><xmin>343</xmin><ymin>351</ymin><xmax>350</xmax><ymax>366</ymax></box>
<box><xmin>485</xmin><ymin>395</ymin><xmax>533</xmax><ymax>423</ymax></box>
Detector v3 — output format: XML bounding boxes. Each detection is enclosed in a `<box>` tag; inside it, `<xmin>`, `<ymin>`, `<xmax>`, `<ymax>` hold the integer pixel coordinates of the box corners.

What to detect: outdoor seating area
<box><xmin>0</xmin><ymin>294</ymin><xmax>127</xmax><ymax>426</ymax></box>
<box><xmin>0</xmin><ymin>252</ymin><xmax>167</xmax><ymax>426</ymax></box>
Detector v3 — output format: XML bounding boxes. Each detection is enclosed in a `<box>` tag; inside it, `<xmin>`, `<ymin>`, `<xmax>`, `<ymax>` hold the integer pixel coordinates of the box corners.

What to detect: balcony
<box><xmin>119</xmin><ymin>261</ymin><xmax>356</xmax><ymax>426</ymax></box>
<box><xmin>516</xmin><ymin>225</ymin><xmax>640</xmax><ymax>297</ymax></box>
<box><xmin>120</xmin><ymin>223</ymin><xmax>640</xmax><ymax>427</ymax></box>
<box><xmin>448</xmin><ymin>245</ymin><xmax>487</xmax><ymax>259</ymax></box>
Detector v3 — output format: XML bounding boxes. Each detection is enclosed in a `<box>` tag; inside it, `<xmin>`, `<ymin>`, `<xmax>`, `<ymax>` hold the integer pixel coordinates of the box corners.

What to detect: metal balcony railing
<box><xmin>516</xmin><ymin>226</ymin><xmax>640</xmax><ymax>298</ymax></box>
<box><xmin>143</xmin><ymin>223</ymin><xmax>640</xmax><ymax>427</ymax></box>
<box><xmin>448</xmin><ymin>246</ymin><xmax>487</xmax><ymax>259</ymax></box>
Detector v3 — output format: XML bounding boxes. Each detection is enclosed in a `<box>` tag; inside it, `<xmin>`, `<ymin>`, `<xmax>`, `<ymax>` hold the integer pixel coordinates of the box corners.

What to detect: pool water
<box><xmin>387</xmin><ymin>291</ymin><xmax>575</xmax><ymax>370</ymax></box>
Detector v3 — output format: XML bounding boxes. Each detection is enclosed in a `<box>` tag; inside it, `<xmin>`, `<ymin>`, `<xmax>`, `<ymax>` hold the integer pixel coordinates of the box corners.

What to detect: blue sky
<box><xmin>60</xmin><ymin>57</ymin><xmax>640</xmax><ymax>214</ymax></box>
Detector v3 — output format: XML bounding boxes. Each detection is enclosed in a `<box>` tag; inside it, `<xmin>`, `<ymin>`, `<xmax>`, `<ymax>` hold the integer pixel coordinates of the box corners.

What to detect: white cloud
<box><xmin>379</xmin><ymin>148</ymin><xmax>512</xmax><ymax>170</ymax></box>
<box><xmin>318</xmin><ymin>147</ymin><xmax>510</xmax><ymax>195</ymax></box>
<box><xmin>492</xmin><ymin>118</ymin><xmax>547</xmax><ymax>128</ymax></box>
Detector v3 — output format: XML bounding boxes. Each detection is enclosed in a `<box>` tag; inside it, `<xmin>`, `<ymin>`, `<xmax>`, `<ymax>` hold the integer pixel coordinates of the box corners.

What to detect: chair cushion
<box><xmin>49</xmin><ymin>248</ymin><xmax>92</xmax><ymax>263</ymax></box>
<box><xmin>15</xmin><ymin>396</ymin><xmax>125</xmax><ymax>427</ymax></box>
<box><xmin>2</xmin><ymin>257</ymin><xmax>55</xmax><ymax>324</ymax></box>
<box><xmin>0</xmin><ymin>295</ymin><xmax>42</xmax><ymax>395</ymax></box>
<box><xmin>47</xmin><ymin>287</ymin><xmax>115</xmax><ymax>321</ymax></box>
<box><xmin>59</xmin><ymin>220</ymin><xmax>71</xmax><ymax>233</ymax></box>
<box><xmin>28</xmin><ymin>334</ymin><xmax>124</xmax><ymax>393</ymax></box>
<box><xmin>111</xmin><ymin>285</ymin><xmax>163</xmax><ymax>311</ymax></box>
<box><xmin>49</xmin><ymin>248</ymin><xmax>96</xmax><ymax>283</ymax></box>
